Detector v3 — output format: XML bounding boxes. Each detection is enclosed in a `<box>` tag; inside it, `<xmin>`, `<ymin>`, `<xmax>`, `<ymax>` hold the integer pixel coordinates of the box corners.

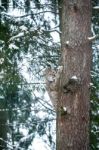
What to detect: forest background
<box><xmin>0</xmin><ymin>0</ymin><xmax>99</xmax><ymax>149</ymax></box>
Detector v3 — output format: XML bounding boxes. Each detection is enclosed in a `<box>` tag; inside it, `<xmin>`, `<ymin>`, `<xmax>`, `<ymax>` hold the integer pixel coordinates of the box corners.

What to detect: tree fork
<box><xmin>56</xmin><ymin>0</ymin><xmax>92</xmax><ymax>150</ymax></box>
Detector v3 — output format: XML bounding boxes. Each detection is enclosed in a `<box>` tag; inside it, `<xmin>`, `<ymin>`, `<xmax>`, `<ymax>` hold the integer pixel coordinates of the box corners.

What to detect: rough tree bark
<box><xmin>56</xmin><ymin>0</ymin><xmax>92</xmax><ymax>150</ymax></box>
<box><xmin>0</xmin><ymin>107</ymin><xmax>7</xmax><ymax>149</ymax></box>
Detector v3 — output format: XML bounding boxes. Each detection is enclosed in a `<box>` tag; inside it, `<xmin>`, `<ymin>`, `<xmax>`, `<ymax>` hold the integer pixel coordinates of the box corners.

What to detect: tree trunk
<box><xmin>56</xmin><ymin>0</ymin><xmax>92</xmax><ymax>150</ymax></box>
<box><xmin>0</xmin><ymin>106</ymin><xmax>8</xmax><ymax>149</ymax></box>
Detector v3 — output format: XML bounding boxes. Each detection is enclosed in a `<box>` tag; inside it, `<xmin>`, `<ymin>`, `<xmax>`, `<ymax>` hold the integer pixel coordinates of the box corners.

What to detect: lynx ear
<box><xmin>57</xmin><ymin>66</ymin><xmax>63</xmax><ymax>72</ymax></box>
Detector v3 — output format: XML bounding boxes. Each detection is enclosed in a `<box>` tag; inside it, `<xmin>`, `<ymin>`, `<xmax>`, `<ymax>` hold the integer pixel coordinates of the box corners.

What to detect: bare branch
<box><xmin>43</xmin><ymin>28</ymin><xmax>61</xmax><ymax>34</ymax></box>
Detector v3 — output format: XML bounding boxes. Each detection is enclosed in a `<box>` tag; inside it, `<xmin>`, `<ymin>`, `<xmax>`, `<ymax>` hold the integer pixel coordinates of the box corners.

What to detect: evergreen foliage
<box><xmin>0</xmin><ymin>0</ymin><xmax>98</xmax><ymax>149</ymax></box>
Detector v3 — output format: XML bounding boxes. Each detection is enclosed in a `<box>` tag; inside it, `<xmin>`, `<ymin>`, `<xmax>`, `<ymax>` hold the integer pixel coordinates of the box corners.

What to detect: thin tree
<box><xmin>56</xmin><ymin>0</ymin><xmax>92</xmax><ymax>149</ymax></box>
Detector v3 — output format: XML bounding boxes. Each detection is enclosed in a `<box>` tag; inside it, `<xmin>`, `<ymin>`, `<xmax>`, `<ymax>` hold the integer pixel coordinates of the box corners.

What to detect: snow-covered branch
<box><xmin>8</xmin><ymin>32</ymin><xmax>24</xmax><ymax>42</ymax></box>
<box><xmin>93</xmin><ymin>6</ymin><xmax>99</xmax><ymax>10</ymax></box>
<box><xmin>2</xmin><ymin>11</ymin><xmax>58</xmax><ymax>19</ymax></box>
<box><xmin>88</xmin><ymin>34</ymin><xmax>99</xmax><ymax>41</ymax></box>
<box><xmin>0</xmin><ymin>138</ymin><xmax>14</xmax><ymax>150</ymax></box>
<box><xmin>14</xmin><ymin>133</ymin><xmax>34</xmax><ymax>150</ymax></box>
